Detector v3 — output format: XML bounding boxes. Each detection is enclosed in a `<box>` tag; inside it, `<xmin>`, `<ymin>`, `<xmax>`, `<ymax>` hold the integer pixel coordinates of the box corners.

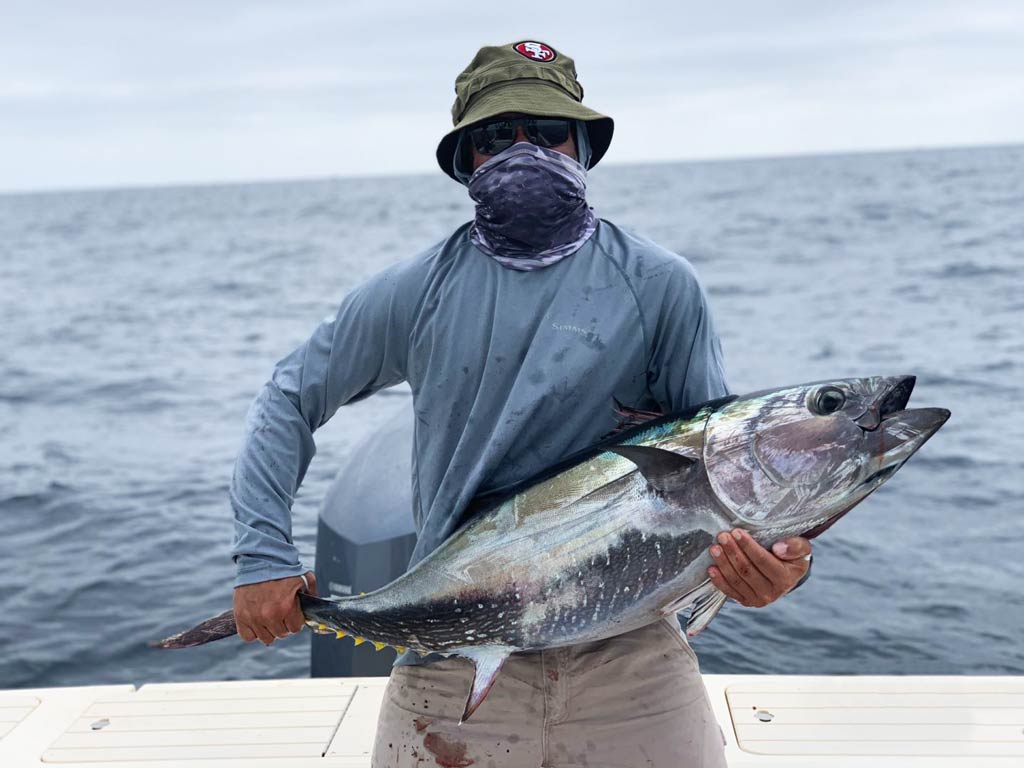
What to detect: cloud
<box><xmin>1</xmin><ymin>0</ymin><xmax>1021</xmax><ymax>192</ymax></box>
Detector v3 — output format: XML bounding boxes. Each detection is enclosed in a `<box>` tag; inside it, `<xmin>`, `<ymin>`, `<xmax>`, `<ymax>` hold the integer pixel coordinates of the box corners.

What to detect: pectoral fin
<box><xmin>459</xmin><ymin>646</ymin><xmax>513</xmax><ymax>723</ymax></box>
<box><xmin>685</xmin><ymin>588</ymin><xmax>728</xmax><ymax>637</ymax></box>
<box><xmin>607</xmin><ymin>445</ymin><xmax>698</xmax><ymax>493</ymax></box>
<box><xmin>661</xmin><ymin>578</ymin><xmax>716</xmax><ymax>617</ymax></box>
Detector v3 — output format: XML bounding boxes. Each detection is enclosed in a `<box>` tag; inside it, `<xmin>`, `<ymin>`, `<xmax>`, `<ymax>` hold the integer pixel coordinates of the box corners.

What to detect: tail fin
<box><xmin>152</xmin><ymin>609</ymin><xmax>237</xmax><ymax>649</ymax></box>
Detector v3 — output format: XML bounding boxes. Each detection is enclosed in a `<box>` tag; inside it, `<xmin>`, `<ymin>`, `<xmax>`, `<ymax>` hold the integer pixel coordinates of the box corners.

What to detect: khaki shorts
<box><xmin>372</xmin><ymin>618</ymin><xmax>728</xmax><ymax>768</ymax></box>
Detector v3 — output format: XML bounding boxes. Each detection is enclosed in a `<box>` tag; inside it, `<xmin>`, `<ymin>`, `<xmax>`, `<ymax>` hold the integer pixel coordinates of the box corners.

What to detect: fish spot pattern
<box><xmin>524</xmin><ymin>528</ymin><xmax>714</xmax><ymax>647</ymax></box>
<box><xmin>304</xmin><ymin>529</ymin><xmax>714</xmax><ymax>653</ymax></box>
<box><xmin>305</xmin><ymin>589</ymin><xmax>530</xmax><ymax>652</ymax></box>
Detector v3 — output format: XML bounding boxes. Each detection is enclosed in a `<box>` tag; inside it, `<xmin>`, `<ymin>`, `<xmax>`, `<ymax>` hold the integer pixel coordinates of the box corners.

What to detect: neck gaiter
<box><xmin>468</xmin><ymin>143</ymin><xmax>597</xmax><ymax>271</ymax></box>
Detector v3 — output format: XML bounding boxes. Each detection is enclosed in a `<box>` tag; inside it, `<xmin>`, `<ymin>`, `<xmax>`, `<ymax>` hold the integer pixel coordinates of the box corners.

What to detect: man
<box><xmin>230</xmin><ymin>41</ymin><xmax>812</xmax><ymax>767</ymax></box>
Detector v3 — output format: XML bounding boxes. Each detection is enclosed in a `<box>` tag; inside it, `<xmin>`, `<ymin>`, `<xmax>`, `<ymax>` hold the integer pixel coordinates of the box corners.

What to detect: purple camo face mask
<box><xmin>468</xmin><ymin>143</ymin><xmax>597</xmax><ymax>271</ymax></box>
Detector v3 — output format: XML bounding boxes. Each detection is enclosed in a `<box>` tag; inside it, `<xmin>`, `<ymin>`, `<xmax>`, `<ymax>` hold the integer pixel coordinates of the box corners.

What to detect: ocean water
<box><xmin>1</xmin><ymin>145</ymin><xmax>1022</xmax><ymax>690</ymax></box>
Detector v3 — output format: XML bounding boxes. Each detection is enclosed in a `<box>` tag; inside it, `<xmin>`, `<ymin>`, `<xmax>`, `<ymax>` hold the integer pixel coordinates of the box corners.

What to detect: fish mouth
<box><xmin>856</xmin><ymin>375</ymin><xmax>916</xmax><ymax>431</ymax></box>
<box><xmin>880</xmin><ymin>375</ymin><xmax>916</xmax><ymax>417</ymax></box>
<box><xmin>854</xmin><ymin>405</ymin><xmax>949</xmax><ymax>497</ymax></box>
<box><xmin>801</xmin><ymin>395</ymin><xmax>950</xmax><ymax>540</ymax></box>
<box><xmin>872</xmin><ymin>406</ymin><xmax>950</xmax><ymax>471</ymax></box>
<box><xmin>861</xmin><ymin>462</ymin><xmax>900</xmax><ymax>485</ymax></box>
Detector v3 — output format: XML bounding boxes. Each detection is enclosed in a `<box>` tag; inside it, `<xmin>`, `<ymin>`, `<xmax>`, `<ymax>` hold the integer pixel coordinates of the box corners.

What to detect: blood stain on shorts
<box><xmin>423</xmin><ymin>732</ymin><xmax>475</xmax><ymax>767</ymax></box>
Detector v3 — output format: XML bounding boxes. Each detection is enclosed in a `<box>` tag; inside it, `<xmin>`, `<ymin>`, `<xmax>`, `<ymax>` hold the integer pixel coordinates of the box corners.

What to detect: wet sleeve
<box><xmin>230</xmin><ymin>262</ymin><xmax>416</xmax><ymax>587</ymax></box>
<box><xmin>646</xmin><ymin>259</ymin><xmax>730</xmax><ymax>412</ymax></box>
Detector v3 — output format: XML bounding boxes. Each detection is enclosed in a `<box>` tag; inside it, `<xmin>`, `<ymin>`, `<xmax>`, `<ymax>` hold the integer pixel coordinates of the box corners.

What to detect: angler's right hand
<box><xmin>233</xmin><ymin>572</ymin><xmax>317</xmax><ymax>646</ymax></box>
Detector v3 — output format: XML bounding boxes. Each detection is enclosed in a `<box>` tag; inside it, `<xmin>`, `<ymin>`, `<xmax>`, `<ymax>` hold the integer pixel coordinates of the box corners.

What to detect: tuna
<box><xmin>156</xmin><ymin>375</ymin><xmax>948</xmax><ymax>721</ymax></box>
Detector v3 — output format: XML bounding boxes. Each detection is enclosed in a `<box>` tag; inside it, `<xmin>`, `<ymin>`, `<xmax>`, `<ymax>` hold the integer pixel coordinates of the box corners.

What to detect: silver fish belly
<box><xmin>158</xmin><ymin>375</ymin><xmax>949</xmax><ymax>721</ymax></box>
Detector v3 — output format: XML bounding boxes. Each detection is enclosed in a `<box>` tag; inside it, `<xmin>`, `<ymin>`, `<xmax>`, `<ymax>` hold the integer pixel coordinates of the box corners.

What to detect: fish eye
<box><xmin>810</xmin><ymin>386</ymin><xmax>847</xmax><ymax>415</ymax></box>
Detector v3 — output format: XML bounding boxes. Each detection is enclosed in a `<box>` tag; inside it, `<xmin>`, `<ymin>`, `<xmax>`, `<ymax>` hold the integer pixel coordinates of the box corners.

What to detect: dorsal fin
<box><xmin>608</xmin><ymin>398</ymin><xmax>664</xmax><ymax>435</ymax></box>
<box><xmin>607</xmin><ymin>445</ymin><xmax>698</xmax><ymax>493</ymax></box>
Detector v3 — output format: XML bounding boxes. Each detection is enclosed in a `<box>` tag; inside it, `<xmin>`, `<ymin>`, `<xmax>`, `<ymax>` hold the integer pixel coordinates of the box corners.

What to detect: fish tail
<box><xmin>151</xmin><ymin>609</ymin><xmax>238</xmax><ymax>649</ymax></box>
<box><xmin>152</xmin><ymin>594</ymin><xmax>395</xmax><ymax>652</ymax></box>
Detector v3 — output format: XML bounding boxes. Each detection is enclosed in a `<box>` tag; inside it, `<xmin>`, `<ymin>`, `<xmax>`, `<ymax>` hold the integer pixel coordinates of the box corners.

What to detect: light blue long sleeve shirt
<box><xmin>230</xmin><ymin>219</ymin><xmax>729</xmax><ymax>588</ymax></box>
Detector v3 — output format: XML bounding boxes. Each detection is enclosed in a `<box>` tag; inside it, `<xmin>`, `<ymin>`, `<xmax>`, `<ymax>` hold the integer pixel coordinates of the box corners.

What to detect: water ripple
<box><xmin>1</xmin><ymin>145</ymin><xmax>1022</xmax><ymax>688</ymax></box>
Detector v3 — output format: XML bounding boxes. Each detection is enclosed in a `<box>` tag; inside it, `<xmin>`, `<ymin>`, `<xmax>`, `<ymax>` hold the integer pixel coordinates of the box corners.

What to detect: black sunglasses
<box><xmin>467</xmin><ymin>117</ymin><xmax>574</xmax><ymax>155</ymax></box>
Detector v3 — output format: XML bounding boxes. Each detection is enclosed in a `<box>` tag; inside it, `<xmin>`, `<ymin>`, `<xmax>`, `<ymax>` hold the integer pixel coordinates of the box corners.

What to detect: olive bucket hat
<box><xmin>436</xmin><ymin>41</ymin><xmax>614</xmax><ymax>181</ymax></box>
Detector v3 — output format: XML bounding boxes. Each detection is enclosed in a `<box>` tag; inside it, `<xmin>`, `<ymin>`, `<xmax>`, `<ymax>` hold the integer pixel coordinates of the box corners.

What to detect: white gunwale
<box><xmin>0</xmin><ymin>675</ymin><xmax>1021</xmax><ymax>767</ymax></box>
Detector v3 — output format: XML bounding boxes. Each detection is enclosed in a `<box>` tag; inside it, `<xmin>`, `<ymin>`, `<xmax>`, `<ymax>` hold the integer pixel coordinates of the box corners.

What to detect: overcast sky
<box><xmin>2</xmin><ymin>1</ymin><xmax>1022</xmax><ymax>193</ymax></box>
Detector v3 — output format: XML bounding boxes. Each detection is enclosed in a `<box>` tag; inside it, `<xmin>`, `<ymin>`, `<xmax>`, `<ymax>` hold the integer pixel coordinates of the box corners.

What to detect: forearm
<box><xmin>230</xmin><ymin>381</ymin><xmax>317</xmax><ymax>588</ymax></box>
<box><xmin>226</xmin><ymin>260</ymin><xmax>415</xmax><ymax>588</ymax></box>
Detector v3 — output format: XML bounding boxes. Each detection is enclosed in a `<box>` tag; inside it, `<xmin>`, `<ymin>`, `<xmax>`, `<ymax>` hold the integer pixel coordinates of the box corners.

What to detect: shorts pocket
<box><xmin>386</xmin><ymin>658</ymin><xmax>475</xmax><ymax>718</ymax></box>
<box><xmin>655</xmin><ymin>617</ymin><xmax>701</xmax><ymax>666</ymax></box>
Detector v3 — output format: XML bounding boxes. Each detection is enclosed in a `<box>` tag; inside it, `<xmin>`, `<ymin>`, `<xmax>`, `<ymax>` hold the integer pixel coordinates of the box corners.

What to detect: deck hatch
<box><xmin>726</xmin><ymin>677</ymin><xmax>1024</xmax><ymax>757</ymax></box>
<box><xmin>42</xmin><ymin>680</ymin><xmax>357</xmax><ymax>763</ymax></box>
<box><xmin>0</xmin><ymin>694</ymin><xmax>41</xmax><ymax>741</ymax></box>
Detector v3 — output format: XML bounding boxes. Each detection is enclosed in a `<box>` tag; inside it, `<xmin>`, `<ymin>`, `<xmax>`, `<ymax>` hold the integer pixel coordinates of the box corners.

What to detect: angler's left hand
<box><xmin>708</xmin><ymin>529</ymin><xmax>811</xmax><ymax>608</ymax></box>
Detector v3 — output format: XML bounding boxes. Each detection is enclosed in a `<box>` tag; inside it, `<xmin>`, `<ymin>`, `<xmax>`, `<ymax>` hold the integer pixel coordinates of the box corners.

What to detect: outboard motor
<box><xmin>311</xmin><ymin>398</ymin><xmax>417</xmax><ymax>677</ymax></box>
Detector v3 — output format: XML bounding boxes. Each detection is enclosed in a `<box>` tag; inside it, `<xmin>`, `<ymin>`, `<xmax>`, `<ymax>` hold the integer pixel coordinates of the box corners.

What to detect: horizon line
<box><xmin>2</xmin><ymin>139</ymin><xmax>1020</xmax><ymax>198</ymax></box>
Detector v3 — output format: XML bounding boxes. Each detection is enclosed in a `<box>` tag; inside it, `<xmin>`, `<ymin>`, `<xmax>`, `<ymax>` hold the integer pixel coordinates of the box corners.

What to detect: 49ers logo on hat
<box><xmin>513</xmin><ymin>41</ymin><xmax>556</xmax><ymax>62</ymax></box>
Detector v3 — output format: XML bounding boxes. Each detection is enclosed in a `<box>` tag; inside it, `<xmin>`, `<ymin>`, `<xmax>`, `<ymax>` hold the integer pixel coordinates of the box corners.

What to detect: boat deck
<box><xmin>1</xmin><ymin>675</ymin><xmax>1021</xmax><ymax>766</ymax></box>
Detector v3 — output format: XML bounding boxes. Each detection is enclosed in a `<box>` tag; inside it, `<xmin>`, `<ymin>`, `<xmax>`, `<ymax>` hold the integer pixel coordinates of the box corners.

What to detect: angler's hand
<box><xmin>708</xmin><ymin>530</ymin><xmax>811</xmax><ymax>608</ymax></box>
<box><xmin>233</xmin><ymin>572</ymin><xmax>317</xmax><ymax>646</ymax></box>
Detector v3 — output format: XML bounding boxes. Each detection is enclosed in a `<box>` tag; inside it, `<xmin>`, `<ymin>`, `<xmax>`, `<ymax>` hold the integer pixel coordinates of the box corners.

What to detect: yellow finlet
<box><xmin>372</xmin><ymin>641</ymin><xmax>386</xmax><ymax>651</ymax></box>
<box><xmin>353</xmin><ymin>637</ymin><xmax>365</xmax><ymax>646</ymax></box>
<box><xmin>317</xmin><ymin>624</ymin><xmax>327</xmax><ymax>631</ymax></box>
<box><xmin>335</xmin><ymin>630</ymin><xmax>346</xmax><ymax>639</ymax></box>
<box><xmin>395</xmin><ymin>646</ymin><xmax>407</xmax><ymax>654</ymax></box>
